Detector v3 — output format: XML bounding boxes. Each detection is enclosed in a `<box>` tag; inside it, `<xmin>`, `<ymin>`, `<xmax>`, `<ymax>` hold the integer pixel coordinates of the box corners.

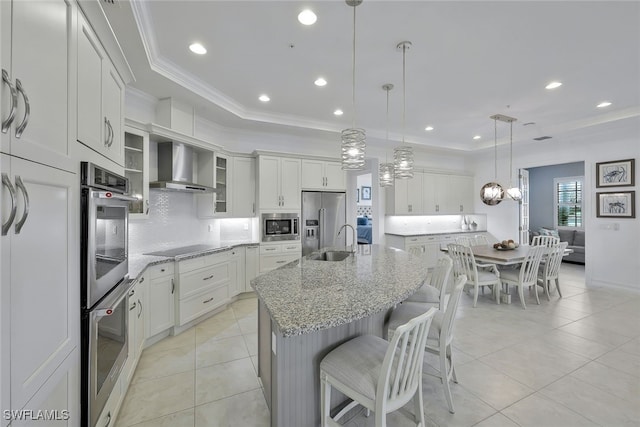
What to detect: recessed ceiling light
<box><xmin>473</xmin><ymin>135</ymin><xmax>481</xmax><ymax>140</ymax></box>
<box><xmin>314</xmin><ymin>77</ymin><xmax>327</xmax><ymax>87</ymax></box>
<box><xmin>298</xmin><ymin>9</ymin><xmax>317</xmax><ymax>25</ymax></box>
<box><xmin>545</xmin><ymin>81</ymin><xmax>562</xmax><ymax>89</ymax></box>
<box><xmin>597</xmin><ymin>101</ymin><xmax>612</xmax><ymax>108</ymax></box>
<box><xmin>259</xmin><ymin>94</ymin><xmax>270</xmax><ymax>102</ymax></box>
<box><xmin>189</xmin><ymin>43</ymin><xmax>207</xmax><ymax>55</ymax></box>
<box><xmin>334</xmin><ymin>109</ymin><xmax>343</xmax><ymax>116</ymax></box>
<box><xmin>425</xmin><ymin>126</ymin><xmax>434</xmax><ymax>131</ymax></box>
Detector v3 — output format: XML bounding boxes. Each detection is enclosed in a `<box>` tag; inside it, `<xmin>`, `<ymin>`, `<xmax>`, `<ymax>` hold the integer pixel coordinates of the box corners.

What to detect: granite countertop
<box><xmin>385</xmin><ymin>229</ymin><xmax>487</xmax><ymax>237</ymax></box>
<box><xmin>128</xmin><ymin>240</ymin><xmax>259</xmax><ymax>280</ymax></box>
<box><xmin>251</xmin><ymin>244</ymin><xmax>430</xmax><ymax>337</ymax></box>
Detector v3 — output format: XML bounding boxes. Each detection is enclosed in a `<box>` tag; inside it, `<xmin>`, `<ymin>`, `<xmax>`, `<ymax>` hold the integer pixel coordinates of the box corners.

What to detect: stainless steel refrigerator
<box><xmin>302</xmin><ymin>191</ymin><xmax>347</xmax><ymax>256</ymax></box>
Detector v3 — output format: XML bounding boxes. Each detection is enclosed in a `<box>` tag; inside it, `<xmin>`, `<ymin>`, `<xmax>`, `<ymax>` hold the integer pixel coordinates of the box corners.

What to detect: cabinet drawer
<box><xmin>260</xmin><ymin>254</ymin><xmax>300</xmax><ymax>273</ymax></box>
<box><xmin>282</xmin><ymin>243</ymin><xmax>301</xmax><ymax>253</ymax></box>
<box><xmin>260</xmin><ymin>244</ymin><xmax>282</xmax><ymax>254</ymax></box>
<box><xmin>146</xmin><ymin>262</ymin><xmax>174</xmax><ymax>279</ymax></box>
<box><xmin>177</xmin><ymin>250</ymin><xmax>231</xmax><ymax>274</ymax></box>
<box><xmin>178</xmin><ymin>285</ymin><xmax>229</xmax><ymax>326</ymax></box>
<box><xmin>179</xmin><ymin>263</ymin><xmax>230</xmax><ymax>298</ymax></box>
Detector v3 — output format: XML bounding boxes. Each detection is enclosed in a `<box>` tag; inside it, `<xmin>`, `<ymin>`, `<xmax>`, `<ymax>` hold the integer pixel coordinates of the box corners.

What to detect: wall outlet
<box><xmin>243</xmin><ymin>222</ymin><xmax>249</xmax><ymax>231</ymax></box>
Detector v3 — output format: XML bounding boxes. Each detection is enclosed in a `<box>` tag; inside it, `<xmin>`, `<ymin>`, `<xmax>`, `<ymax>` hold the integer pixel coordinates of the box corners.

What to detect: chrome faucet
<box><xmin>338</xmin><ymin>224</ymin><xmax>357</xmax><ymax>253</ymax></box>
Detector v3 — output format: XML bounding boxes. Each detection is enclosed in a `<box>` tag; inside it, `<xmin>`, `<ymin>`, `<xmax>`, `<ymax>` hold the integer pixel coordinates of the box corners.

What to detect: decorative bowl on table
<box><xmin>493</xmin><ymin>240</ymin><xmax>518</xmax><ymax>251</ymax></box>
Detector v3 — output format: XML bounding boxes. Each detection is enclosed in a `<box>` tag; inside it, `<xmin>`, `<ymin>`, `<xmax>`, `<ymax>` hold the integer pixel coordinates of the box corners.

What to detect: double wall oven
<box><xmin>80</xmin><ymin>163</ymin><xmax>136</xmax><ymax>427</ymax></box>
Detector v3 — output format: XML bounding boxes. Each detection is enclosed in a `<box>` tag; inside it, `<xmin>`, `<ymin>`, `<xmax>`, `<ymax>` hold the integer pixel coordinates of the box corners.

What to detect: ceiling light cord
<box><xmin>351</xmin><ymin>4</ymin><xmax>357</xmax><ymax>129</ymax></box>
<box><xmin>494</xmin><ymin>118</ymin><xmax>498</xmax><ymax>180</ymax></box>
<box><xmin>402</xmin><ymin>43</ymin><xmax>406</xmax><ymax>144</ymax></box>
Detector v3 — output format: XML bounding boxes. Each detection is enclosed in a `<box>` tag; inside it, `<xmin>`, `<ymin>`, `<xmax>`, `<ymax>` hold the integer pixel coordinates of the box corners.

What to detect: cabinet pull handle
<box><xmin>128</xmin><ymin>289</ymin><xmax>135</xmax><ymax>297</ymax></box>
<box><xmin>139</xmin><ymin>277</ymin><xmax>145</xmax><ymax>283</ymax></box>
<box><xmin>138</xmin><ymin>299</ymin><xmax>143</xmax><ymax>318</ymax></box>
<box><xmin>129</xmin><ymin>301</ymin><xmax>137</xmax><ymax>311</ymax></box>
<box><xmin>286</xmin><ymin>246</ymin><xmax>296</xmax><ymax>250</ymax></box>
<box><xmin>265</xmin><ymin>248</ymin><xmax>276</xmax><ymax>251</ymax></box>
<box><xmin>171</xmin><ymin>278</ymin><xmax>175</xmax><ymax>294</ymax></box>
<box><xmin>14</xmin><ymin>79</ymin><xmax>30</xmax><ymax>138</ymax></box>
<box><xmin>1</xmin><ymin>173</ymin><xmax>17</xmax><ymax>236</ymax></box>
<box><xmin>252</xmin><ymin>202</ymin><xmax>255</xmax><ymax>214</ymax></box>
<box><xmin>14</xmin><ymin>175</ymin><xmax>29</xmax><ymax>234</ymax></box>
<box><xmin>203</xmin><ymin>275</ymin><xmax>214</xmax><ymax>281</ymax></box>
<box><xmin>2</xmin><ymin>70</ymin><xmax>17</xmax><ymax>133</ymax></box>
<box><xmin>145</xmin><ymin>199</ymin><xmax>150</xmax><ymax>215</ymax></box>
<box><xmin>410</xmin><ymin>238</ymin><xmax>417</xmax><ymax>242</ymax></box>
<box><xmin>108</xmin><ymin>120</ymin><xmax>114</xmax><ymax>147</ymax></box>
<box><xmin>203</xmin><ymin>297</ymin><xmax>214</xmax><ymax>304</ymax></box>
<box><xmin>105</xmin><ymin>411</ymin><xmax>111</xmax><ymax>427</ymax></box>
<box><xmin>276</xmin><ymin>260</ymin><xmax>286</xmax><ymax>264</ymax></box>
<box><xmin>160</xmin><ymin>268</ymin><xmax>165</xmax><ymax>272</ymax></box>
<box><xmin>104</xmin><ymin>117</ymin><xmax>110</xmax><ymax>147</ymax></box>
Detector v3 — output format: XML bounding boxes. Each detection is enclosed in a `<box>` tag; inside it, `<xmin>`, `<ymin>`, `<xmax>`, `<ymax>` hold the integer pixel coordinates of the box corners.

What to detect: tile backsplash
<box><xmin>129</xmin><ymin>191</ymin><xmax>257</xmax><ymax>254</ymax></box>
<box><xmin>384</xmin><ymin>214</ymin><xmax>487</xmax><ymax>235</ymax></box>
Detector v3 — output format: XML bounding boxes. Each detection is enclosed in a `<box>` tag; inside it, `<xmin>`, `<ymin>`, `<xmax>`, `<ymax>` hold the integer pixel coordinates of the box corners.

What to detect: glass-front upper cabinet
<box><xmin>124</xmin><ymin>127</ymin><xmax>149</xmax><ymax>219</ymax></box>
<box><xmin>215</xmin><ymin>154</ymin><xmax>228</xmax><ymax>215</ymax></box>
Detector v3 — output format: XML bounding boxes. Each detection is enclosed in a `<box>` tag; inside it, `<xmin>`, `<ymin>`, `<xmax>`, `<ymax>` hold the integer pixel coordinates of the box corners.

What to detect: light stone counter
<box><xmin>252</xmin><ymin>244</ymin><xmax>429</xmax><ymax>338</ymax></box>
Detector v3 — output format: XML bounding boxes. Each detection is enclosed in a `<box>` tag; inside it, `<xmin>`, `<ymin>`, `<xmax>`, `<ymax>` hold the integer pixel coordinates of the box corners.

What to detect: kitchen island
<box><xmin>252</xmin><ymin>244</ymin><xmax>430</xmax><ymax>427</ymax></box>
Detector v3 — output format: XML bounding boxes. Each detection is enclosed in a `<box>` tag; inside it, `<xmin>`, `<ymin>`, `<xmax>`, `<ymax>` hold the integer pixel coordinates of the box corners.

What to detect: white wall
<box><xmin>473</xmin><ymin>138</ymin><xmax>639</xmax><ymax>290</ymax></box>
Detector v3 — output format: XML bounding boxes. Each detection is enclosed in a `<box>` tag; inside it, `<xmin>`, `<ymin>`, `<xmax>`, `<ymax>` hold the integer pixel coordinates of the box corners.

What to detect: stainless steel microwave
<box><xmin>262</xmin><ymin>213</ymin><xmax>300</xmax><ymax>242</ymax></box>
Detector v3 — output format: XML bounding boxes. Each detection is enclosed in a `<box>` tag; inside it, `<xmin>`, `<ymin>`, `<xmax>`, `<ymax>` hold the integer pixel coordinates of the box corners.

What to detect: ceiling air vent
<box><xmin>533</xmin><ymin>136</ymin><xmax>552</xmax><ymax>141</ymax></box>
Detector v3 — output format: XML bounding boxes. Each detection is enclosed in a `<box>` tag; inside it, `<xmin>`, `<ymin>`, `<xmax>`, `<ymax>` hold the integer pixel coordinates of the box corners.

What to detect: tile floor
<box><xmin>116</xmin><ymin>263</ymin><xmax>640</xmax><ymax>427</ymax></box>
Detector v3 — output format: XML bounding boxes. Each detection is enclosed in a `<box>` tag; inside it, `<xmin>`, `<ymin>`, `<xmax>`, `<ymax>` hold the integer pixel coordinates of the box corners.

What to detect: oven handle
<box><xmin>93</xmin><ymin>279</ymin><xmax>134</xmax><ymax>318</ymax></box>
<box><xmin>91</xmin><ymin>191</ymin><xmax>138</xmax><ymax>202</ymax></box>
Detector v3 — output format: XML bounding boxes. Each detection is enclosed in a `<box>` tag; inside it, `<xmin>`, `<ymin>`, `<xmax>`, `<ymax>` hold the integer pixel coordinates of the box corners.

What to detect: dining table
<box><xmin>441</xmin><ymin>244</ymin><xmax>573</xmax><ymax>266</ymax></box>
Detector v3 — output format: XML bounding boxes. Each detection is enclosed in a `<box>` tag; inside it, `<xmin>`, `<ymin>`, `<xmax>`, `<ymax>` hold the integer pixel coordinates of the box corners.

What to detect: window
<box><xmin>554</xmin><ymin>176</ymin><xmax>583</xmax><ymax>229</ymax></box>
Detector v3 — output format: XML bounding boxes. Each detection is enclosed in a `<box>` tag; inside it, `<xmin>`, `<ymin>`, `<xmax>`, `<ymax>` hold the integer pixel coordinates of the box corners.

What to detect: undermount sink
<box><xmin>309</xmin><ymin>251</ymin><xmax>352</xmax><ymax>262</ymax></box>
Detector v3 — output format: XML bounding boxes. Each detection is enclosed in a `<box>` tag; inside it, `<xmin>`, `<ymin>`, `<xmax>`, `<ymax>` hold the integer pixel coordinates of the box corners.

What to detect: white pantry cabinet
<box><xmin>232</xmin><ymin>156</ymin><xmax>256</xmax><ymax>217</ymax></box>
<box><xmin>145</xmin><ymin>263</ymin><xmax>175</xmax><ymax>339</ymax></box>
<box><xmin>0</xmin><ymin>0</ymin><xmax>74</xmax><ymax>173</ymax></box>
<box><xmin>77</xmin><ymin>10</ymin><xmax>125</xmax><ymax>167</ymax></box>
<box><xmin>301</xmin><ymin>159</ymin><xmax>346</xmax><ymax>191</ymax></box>
<box><xmin>0</xmin><ymin>154</ymin><xmax>78</xmax><ymax>419</ymax></box>
<box><xmin>258</xmin><ymin>156</ymin><xmax>301</xmax><ymax>210</ymax></box>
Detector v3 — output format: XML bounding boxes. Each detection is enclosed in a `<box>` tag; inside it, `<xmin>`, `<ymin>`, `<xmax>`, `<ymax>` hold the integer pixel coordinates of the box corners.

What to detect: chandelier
<box><xmin>394</xmin><ymin>41</ymin><xmax>414</xmax><ymax>179</ymax></box>
<box><xmin>341</xmin><ymin>0</ymin><xmax>366</xmax><ymax>170</ymax></box>
<box><xmin>480</xmin><ymin>116</ymin><xmax>505</xmax><ymax>205</ymax></box>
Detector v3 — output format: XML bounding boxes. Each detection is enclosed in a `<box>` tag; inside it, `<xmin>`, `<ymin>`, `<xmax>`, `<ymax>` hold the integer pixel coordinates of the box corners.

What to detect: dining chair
<box><xmin>455</xmin><ymin>236</ymin><xmax>474</xmax><ymax>247</ymax></box>
<box><xmin>387</xmin><ymin>275</ymin><xmax>467</xmax><ymax>414</ymax></box>
<box><xmin>472</xmin><ymin>235</ymin><xmax>490</xmax><ymax>246</ymax></box>
<box><xmin>406</xmin><ymin>256</ymin><xmax>453</xmax><ymax>310</ymax></box>
<box><xmin>537</xmin><ymin>241</ymin><xmax>568</xmax><ymax>299</ymax></box>
<box><xmin>447</xmin><ymin>243</ymin><xmax>500</xmax><ymax>307</ymax></box>
<box><xmin>531</xmin><ymin>235</ymin><xmax>560</xmax><ymax>247</ymax></box>
<box><xmin>499</xmin><ymin>245</ymin><xmax>546</xmax><ymax>309</ymax></box>
<box><xmin>320</xmin><ymin>307</ymin><xmax>437</xmax><ymax>427</ymax></box>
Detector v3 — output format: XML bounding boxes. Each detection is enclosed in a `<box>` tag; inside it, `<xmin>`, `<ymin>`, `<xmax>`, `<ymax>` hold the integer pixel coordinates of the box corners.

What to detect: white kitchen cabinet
<box><xmin>122</xmin><ymin>277</ymin><xmax>147</xmax><ymax>387</ymax></box>
<box><xmin>124</xmin><ymin>127</ymin><xmax>150</xmax><ymax>219</ymax></box>
<box><xmin>0</xmin><ymin>0</ymin><xmax>74</xmax><ymax>173</ymax></box>
<box><xmin>423</xmin><ymin>173</ymin><xmax>447</xmax><ymax>214</ymax></box>
<box><xmin>145</xmin><ymin>263</ymin><xmax>175</xmax><ymax>339</ymax></box>
<box><xmin>198</xmin><ymin>152</ymin><xmax>232</xmax><ymax>218</ymax></box>
<box><xmin>229</xmin><ymin>247</ymin><xmax>245</xmax><ymax>297</ymax></box>
<box><xmin>258</xmin><ymin>155</ymin><xmax>301</xmax><ymax>210</ymax></box>
<box><xmin>449</xmin><ymin>175</ymin><xmax>475</xmax><ymax>213</ymax></box>
<box><xmin>301</xmin><ymin>159</ymin><xmax>346</xmax><ymax>191</ymax></box>
<box><xmin>245</xmin><ymin>245</ymin><xmax>259</xmax><ymax>293</ymax></box>
<box><xmin>0</xmin><ymin>154</ymin><xmax>78</xmax><ymax>416</ymax></box>
<box><xmin>232</xmin><ymin>156</ymin><xmax>256</xmax><ymax>217</ymax></box>
<box><xmin>77</xmin><ymin>10</ymin><xmax>125</xmax><ymax>167</ymax></box>
<box><xmin>386</xmin><ymin>172</ymin><xmax>424</xmax><ymax>214</ymax></box>
<box><xmin>259</xmin><ymin>242</ymin><xmax>301</xmax><ymax>273</ymax></box>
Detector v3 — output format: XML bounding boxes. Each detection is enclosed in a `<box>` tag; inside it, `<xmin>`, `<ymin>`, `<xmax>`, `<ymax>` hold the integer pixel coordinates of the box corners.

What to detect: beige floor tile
<box><xmin>455</xmin><ymin>360</ymin><xmax>535</xmax><ymax>410</ymax></box>
<box><xmin>618</xmin><ymin>337</ymin><xmax>640</xmax><ymax>357</ymax></box>
<box><xmin>538</xmin><ymin>328</ymin><xmax>613</xmax><ymax>359</ymax></box>
<box><xmin>237</xmin><ymin>314</ymin><xmax>258</xmax><ymax>334</ymax></box>
<box><xmin>244</xmin><ymin>332</ymin><xmax>258</xmax><ymax>356</ymax></box>
<box><xmin>126</xmin><ymin>408</ymin><xmax>194</xmax><ymax>427</ymax></box>
<box><xmin>194</xmin><ymin>388</ymin><xmax>270</xmax><ymax>427</ymax></box>
<box><xmin>144</xmin><ymin>328</ymin><xmax>195</xmax><ymax>355</ymax></box>
<box><xmin>570</xmin><ymin>361</ymin><xmax>640</xmax><ymax>404</ymax></box>
<box><xmin>479</xmin><ymin>347</ymin><xmax>565</xmax><ymax>390</ymax></box>
<box><xmin>473</xmin><ymin>412</ymin><xmax>521</xmax><ymax>427</ymax></box>
<box><xmin>196</xmin><ymin>335</ymin><xmax>250</xmax><ymax>369</ymax></box>
<box><xmin>501</xmin><ymin>393</ymin><xmax>598</xmax><ymax>427</ymax></box>
<box><xmin>195</xmin><ymin>357</ymin><xmax>260</xmax><ymax>405</ymax></box>
<box><xmin>132</xmin><ymin>345</ymin><xmax>195</xmax><ymax>384</ymax></box>
<box><xmin>231</xmin><ymin>297</ymin><xmax>258</xmax><ymax>318</ymax></box>
<box><xmin>539</xmin><ymin>375</ymin><xmax>640</xmax><ymax>426</ymax></box>
<box><xmin>558</xmin><ymin>319</ymin><xmax>631</xmax><ymax>348</ymax></box>
<box><xmin>250</xmin><ymin>355</ymin><xmax>259</xmax><ymax>376</ymax></box>
<box><xmin>595</xmin><ymin>347</ymin><xmax>640</xmax><ymax>378</ymax></box>
<box><xmin>117</xmin><ymin>371</ymin><xmax>194</xmax><ymax>426</ymax></box>
<box><xmin>195</xmin><ymin>311</ymin><xmax>242</xmax><ymax>344</ymax></box>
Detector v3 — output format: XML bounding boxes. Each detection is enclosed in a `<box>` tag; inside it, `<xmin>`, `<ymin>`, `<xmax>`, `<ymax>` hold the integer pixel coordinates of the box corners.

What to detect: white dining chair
<box><xmin>472</xmin><ymin>235</ymin><xmax>490</xmax><ymax>246</ymax></box>
<box><xmin>499</xmin><ymin>245</ymin><xmax>546</xmax><ymax>309</ymax></box>
<box><xmin>320</xmin><ymin>307</ymin><xmax>437</xmax><ymax>427</ymax></box>
<box><xmin>387</xmin><ymin>275</ymin><xmax>467</xmax><ymax>414</ymax></box>
<box><xmin>537</xmin><ymin>241</ymin><xmax>568</xmax><ymax>299</ymax></box>
<box><xmin>448</xmin><ymin>243</ymin><xmax>500</xmax><ymax>307</ymax></box>
<box><xmin>455</xmin><ymin>236</ymin><xmax>474</xmax><ymax>247</ymax></box>
<box><xmin>406</xmin><ymin>256</ymin><xmax>453</xmax><ymax>310</ymax></box>
<box><xmin>531</xmin><ymin>235</ymin><xmax>560</xmax><ymax>247</ymax></box>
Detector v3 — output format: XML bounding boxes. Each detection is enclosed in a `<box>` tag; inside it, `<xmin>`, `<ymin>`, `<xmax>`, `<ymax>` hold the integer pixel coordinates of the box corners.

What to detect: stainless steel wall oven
<box><xmin>80</xmin><ymin>162</ymin><xmax>135</xmax><ymax>427</ymax></box>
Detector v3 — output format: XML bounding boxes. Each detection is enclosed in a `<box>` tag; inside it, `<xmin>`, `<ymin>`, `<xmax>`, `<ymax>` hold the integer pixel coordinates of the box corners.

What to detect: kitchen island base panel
<box><xmin>258</xmin><ymin>300</ymin><xmax>390</xmax><ymax>427</ymax></box>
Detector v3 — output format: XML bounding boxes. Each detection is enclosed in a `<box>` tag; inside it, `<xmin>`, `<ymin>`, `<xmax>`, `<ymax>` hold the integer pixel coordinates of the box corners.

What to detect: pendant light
<box><xmin>505</xmin><ymin>118</ymin><xmax>522</xmax><ymax>201</ymax></box>
<box><xmin>379</xmin><ymin>84</ymin><xmax>395</xmax><ymax>187</ymax></box>
<box><xmin>480</xmin><ymin>116</ymin><xmax>505</xmax><ymax>205</ymax></box>
<box><xmin>341</xmin><ymin>0</ymin><xmax>366</xmax><ymax>171</ymax></box>
<box><xmin>394</xmin><ymin>41</ymin><xmax>414</xmax><ymax>179</ymax></box>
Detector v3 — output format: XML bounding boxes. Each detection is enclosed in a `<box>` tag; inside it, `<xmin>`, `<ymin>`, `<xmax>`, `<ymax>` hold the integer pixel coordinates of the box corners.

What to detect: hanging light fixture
<box><xmin>480</xmin><ymin>116</ymin><xmax>505</xmax><ymax>205</ymax></box>
<box><xmin>394</xmin><ymin>41</ymin><xmax>414</xmax><ymax>179</ymax></box>
<box><xmin>505</xmin><ymin>118</ymin><xmax>522</xmax><ymax>201</ymax></box>
<box><xmin>379</xmin><ymin>84</ymin><xmax>395</xmax><ymax>187</ymax></box>
<box><xmin>341</xmin><ymin>0</ymin><xmax>366</xmax><ymax>170</ymax></box>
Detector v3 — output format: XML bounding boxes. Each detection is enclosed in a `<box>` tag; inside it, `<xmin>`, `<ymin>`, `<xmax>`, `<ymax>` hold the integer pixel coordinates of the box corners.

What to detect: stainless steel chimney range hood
<box><xmin>150</xmin><ymin>142</ymin><xmax>217</xmax><ymax>193</ymax></box>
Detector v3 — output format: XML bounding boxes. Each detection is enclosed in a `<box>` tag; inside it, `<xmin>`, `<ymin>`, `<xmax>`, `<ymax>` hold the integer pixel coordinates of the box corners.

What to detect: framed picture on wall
<box><xmin>596</xmin><ymin>158</ymin><xmax>635</xmax><ymax>187</ymax></box>
<box><xmin>596</xmin><ymin>191</ymin><xmax>635</xmax><ymax>218</ymax></box>
<box><xmin>361</xmin><ymin>186</ymin><xmax>371</xmax><ymax>200</ymax></box>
